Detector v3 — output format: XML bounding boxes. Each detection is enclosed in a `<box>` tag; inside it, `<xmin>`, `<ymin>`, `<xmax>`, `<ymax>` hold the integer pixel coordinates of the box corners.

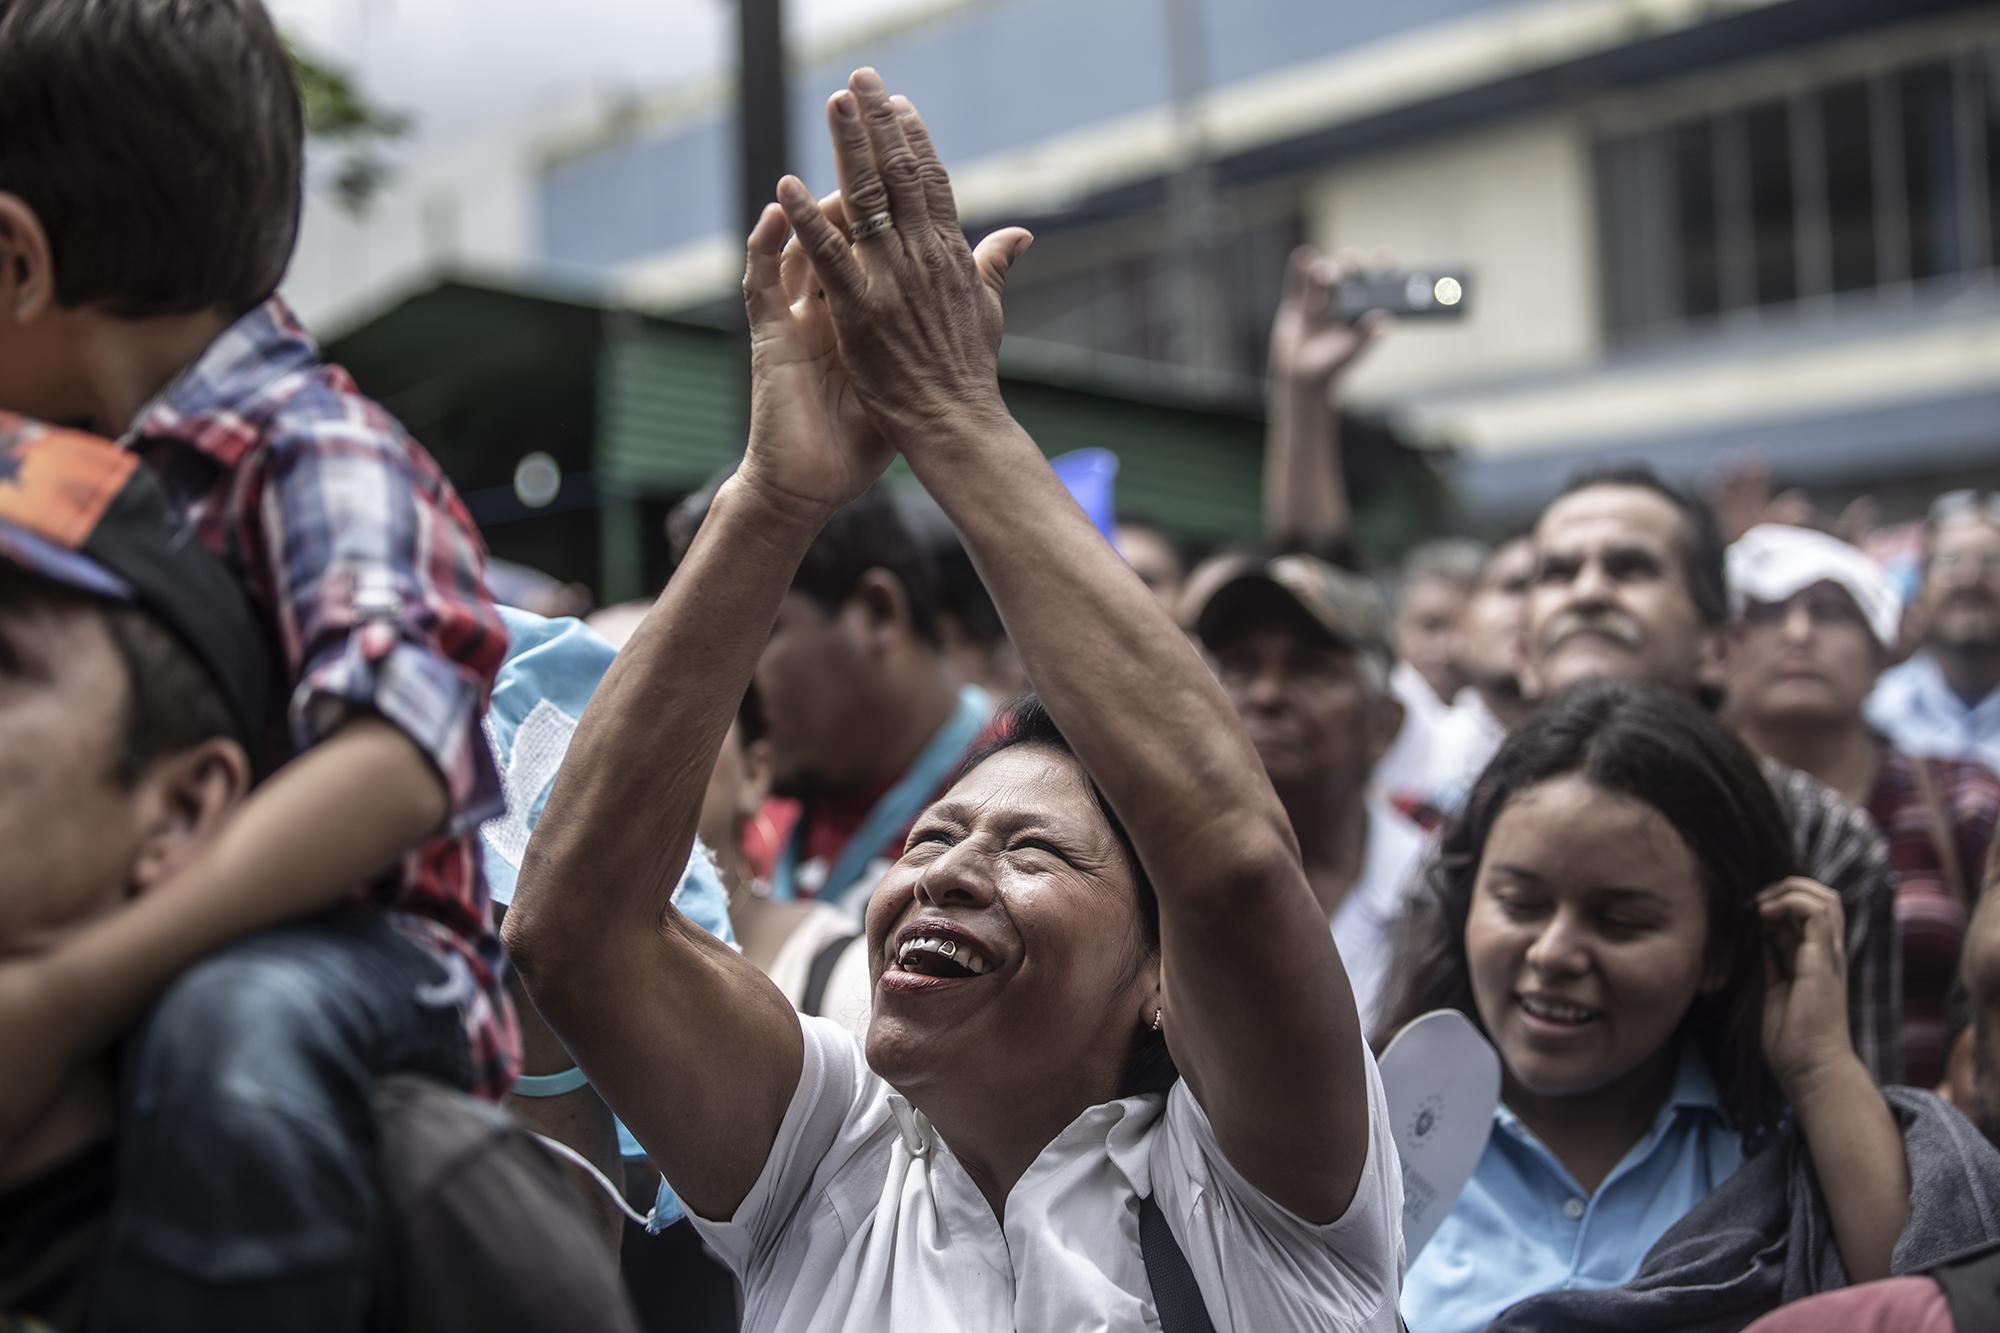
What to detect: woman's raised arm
<box><xmin>779</xmin><ymin>70</ymin><xmax>1373</xmax><ymax>1223</ymax></box>
<box><xmin>500</xmin><ymin>198</ymin><xmax>896</xmax><ymax>1223</ymax></box>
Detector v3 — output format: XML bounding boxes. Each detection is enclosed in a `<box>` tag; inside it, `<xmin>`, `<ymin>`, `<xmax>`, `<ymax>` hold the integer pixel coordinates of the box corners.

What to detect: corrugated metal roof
<box><xmin>594</xmin><ymin>317</ymin><xmax>1273</xmax><ymax>540</ymax></box>
<box><xmin>1001</xmin><ymin>379</ymin><xmax>1265</xmax><ymax>539</ymax></box>
<box><xmin>329</xmin><ymin>277</ymin><xmax>1443</xmax><ymax>598</ymax></box>
<box><xmin>595</xmin><ymin>321</ymin><xmax>743</xmax><ymax>490</ymax></box>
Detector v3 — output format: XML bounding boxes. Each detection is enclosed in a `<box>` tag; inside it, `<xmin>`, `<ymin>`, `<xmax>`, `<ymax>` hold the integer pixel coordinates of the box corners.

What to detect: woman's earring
<box><xmin>1151</xmin><ymin>1007</ymin><xmax>1163</xmax><ymax>1033</ymax></box>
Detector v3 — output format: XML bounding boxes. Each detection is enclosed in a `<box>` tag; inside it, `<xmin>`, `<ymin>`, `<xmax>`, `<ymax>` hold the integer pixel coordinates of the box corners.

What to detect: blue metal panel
<box><xmin>539</xmin><ymin>115</ymin><xmax>732</xmax><ymax>270</ymax></box>
<box><xmin>534</xmin><ymin>0</ymin><xmax>1527</xmax><ymax>268</ymax></box>
<box><xmin>1198</xmin><ymin>0</ymin><xmax>1514</xmax><ymax>87</ymax></box>
<box><xmin>789</xmin><ymin>0</ymin><xmax>1173</xmax><ymax>196</ymax></box>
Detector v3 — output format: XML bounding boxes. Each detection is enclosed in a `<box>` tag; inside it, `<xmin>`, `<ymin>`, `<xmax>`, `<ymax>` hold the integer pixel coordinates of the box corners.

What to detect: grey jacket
<box><xmin>1487</xmin><ymin>1087</ymin><xmax>2000</xmax><ymax>1332</ymax></box>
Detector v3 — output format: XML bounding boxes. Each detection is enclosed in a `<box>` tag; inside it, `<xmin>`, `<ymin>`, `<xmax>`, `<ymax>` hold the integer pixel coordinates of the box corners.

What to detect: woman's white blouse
<box><xmin>689</xmin><ymin>1014</ymin><xmax>1405</xmax><ymax>1332</ymax></box>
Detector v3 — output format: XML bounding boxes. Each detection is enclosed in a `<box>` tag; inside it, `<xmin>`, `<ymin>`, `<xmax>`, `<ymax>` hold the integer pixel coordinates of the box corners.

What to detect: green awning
<box><xmin>327</xmin><ymin>275</ymin><xmax>1448</xmax><ymax>600</ymax></box>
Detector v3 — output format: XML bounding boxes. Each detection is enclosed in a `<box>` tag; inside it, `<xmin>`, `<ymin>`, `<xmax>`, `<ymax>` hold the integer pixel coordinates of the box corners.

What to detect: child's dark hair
<box><xmin>0</xmin><ymin>0</ymin><xmax>305</xmax><ymax>317</ymax></box>
<box><xmin>1375</xmin><ymin>682</ymin><xmax>1794</xmax><ymax>1140</ymax></box>
<box><xmin>955</xmin><ymin>693</ymin><xmax>1179</xmax><ymax>1098</ymax></box>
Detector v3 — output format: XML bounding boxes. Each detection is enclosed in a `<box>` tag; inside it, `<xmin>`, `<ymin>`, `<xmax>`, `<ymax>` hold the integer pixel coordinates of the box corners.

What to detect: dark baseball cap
<box><xmin>0</xmin><ymin>414</ymin><xmax>270</xmax><ymax>750</ymax></box>
<box><xmin>1186</xmin><ymin>551</ymin><xmax>1394</xmax><ymax>671</ymax></box>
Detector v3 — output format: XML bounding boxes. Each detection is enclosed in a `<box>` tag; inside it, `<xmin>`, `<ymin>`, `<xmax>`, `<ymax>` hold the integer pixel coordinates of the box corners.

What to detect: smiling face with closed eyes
<box><xmin>859</xmin><ymin>743</ymin><xmax>1160</xmax><ymax>1115</ymax></box>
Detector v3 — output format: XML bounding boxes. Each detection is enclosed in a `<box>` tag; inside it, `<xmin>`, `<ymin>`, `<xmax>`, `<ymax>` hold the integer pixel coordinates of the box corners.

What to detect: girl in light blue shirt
<box><xmin>1381</xmin><ymin>684</ymin><xmax>1913</xmax><ymax>1333</ymax></box>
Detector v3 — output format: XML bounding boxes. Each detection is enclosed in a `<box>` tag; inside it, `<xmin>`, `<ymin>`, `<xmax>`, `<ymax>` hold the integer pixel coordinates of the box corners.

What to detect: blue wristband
<box><xmin>512</xmin><ymin>1066</ymin><xmax>589</xmax><ymax>1098</ymax></box>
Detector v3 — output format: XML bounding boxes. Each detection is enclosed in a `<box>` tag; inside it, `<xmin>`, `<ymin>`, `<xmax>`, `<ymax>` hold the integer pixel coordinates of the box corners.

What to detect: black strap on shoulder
<box><xmin>1139</xmin><ymin>1194</ymin><xmax>1217</xmax><ymax>1333</ymax></box>
<box><xmin>800</xmin><ymin>932</ymin><xmax>857</xmax><ymax>1016</ymax></box>
<box><xmin>1930</xmin><ymin>1235</ymin><xmax>2000</xmax><ymax>1329</ymax></box>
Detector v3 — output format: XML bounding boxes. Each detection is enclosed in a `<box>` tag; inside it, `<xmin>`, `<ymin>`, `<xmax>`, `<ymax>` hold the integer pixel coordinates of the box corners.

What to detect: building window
<box><xmin>1599</xmin><ymin>41</ymin><xmax>1999</xmax><ymax>342</ymax></box>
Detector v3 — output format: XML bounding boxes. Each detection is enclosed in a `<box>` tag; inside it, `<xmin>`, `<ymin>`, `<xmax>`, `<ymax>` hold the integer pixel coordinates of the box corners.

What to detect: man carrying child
<box><xmin>0</xmin><ymin>3</ymin><xmax>515</xmax><ymax>1327</ymax></box>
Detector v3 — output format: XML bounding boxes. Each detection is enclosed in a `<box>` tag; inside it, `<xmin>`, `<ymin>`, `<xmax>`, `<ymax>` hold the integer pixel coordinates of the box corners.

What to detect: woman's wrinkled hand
<box><xmin>737</xmin><ymin>189</ymin><xmax>897</xmax><ymax>528</ymax></box>
<box><xmin>773</xmin><ymin>68</ymin><xmax>1033</xmax><ymax>452</ymax></box>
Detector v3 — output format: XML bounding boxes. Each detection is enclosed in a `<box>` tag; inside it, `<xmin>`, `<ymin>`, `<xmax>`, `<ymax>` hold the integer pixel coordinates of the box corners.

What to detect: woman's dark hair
<box><xmin>954</xmin><ymin>693</ymin><xmax>1179</xmax><ymax>1098</ymax></box>
<box><xmin>1374</xmin><ymin>682</ymin><xmax>1795</xmax><ymax>1139</ymax></box>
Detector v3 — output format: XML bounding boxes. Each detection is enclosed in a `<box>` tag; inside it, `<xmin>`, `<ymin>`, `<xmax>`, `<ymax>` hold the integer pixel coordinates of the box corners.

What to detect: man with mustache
<box><xmin>1523</xmin><ymin>468</ymin><xmax>1902</xmax><ymax>1082</ymax></box>
<box><xmin>1871</xmin><ymin>496</ymin><xmax>2000</xmax><ymax>774</ymax></box>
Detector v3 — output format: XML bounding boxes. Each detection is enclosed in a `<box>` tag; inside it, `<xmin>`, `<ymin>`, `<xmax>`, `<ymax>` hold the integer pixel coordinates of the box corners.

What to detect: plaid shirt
<box><xmin>123</xmin><ymin>297</ymin><xmax>518</xmax><ymax>1097</ymax></box>
<box><xmin>1866</xmin><ymin>748</ymin><xmax>2000</xmax><ymax>1088</ymax></box>
<box><xmin>1762</xmin><ymin>757</ymin><xmax>1903</xmax><ymax>1084</ymax></box>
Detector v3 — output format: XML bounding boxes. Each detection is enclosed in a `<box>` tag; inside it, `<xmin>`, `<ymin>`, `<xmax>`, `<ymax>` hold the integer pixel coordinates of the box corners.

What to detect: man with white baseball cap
<box><xmin>1727</xmin><ymin>523</ymin><xmax>2000</xmax><ymax>1087</ymax></box>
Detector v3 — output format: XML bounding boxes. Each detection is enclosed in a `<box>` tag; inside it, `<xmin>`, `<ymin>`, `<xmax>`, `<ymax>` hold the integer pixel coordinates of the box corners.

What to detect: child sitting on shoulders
<box><xmin>0</xmin><ymin>3</ymin><xmax>512</xmax><ymax>1326</ymax></box>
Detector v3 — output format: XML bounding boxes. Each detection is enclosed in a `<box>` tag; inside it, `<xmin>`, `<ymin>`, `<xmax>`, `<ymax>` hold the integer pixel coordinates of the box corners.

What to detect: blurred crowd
<box><xmin>5</xmin><ymin>4</ymin><xmax>2000</xmax><ymax>1333</ymax></box>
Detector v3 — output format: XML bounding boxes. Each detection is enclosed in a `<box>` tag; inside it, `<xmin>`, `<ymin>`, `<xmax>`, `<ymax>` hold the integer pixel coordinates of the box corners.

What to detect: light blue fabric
<box><xmin>1401</xmin><ymin>1046</ymin><xmax>1746</xmax><ymax>1333</ymax></box>
<box><xmin>512</xmin><ymin>1066</ymin><xmax>590</xmax><ymax>1098</ymax></box>
<box><xmin>1868</xmin><ymin>650</ymin><xmax>2000</xmax><ymax>774</ymax></box>
<box><xmin>479</xmin><ymin>606</ymin><xmax>738</xmax><ymax>1227</ymax></box>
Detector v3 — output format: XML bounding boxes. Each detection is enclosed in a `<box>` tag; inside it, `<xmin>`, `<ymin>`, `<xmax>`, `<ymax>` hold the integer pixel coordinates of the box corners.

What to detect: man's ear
<box><xmin>1517</xmin><ymin>653</ymin><xmax>1546</xmax><ymax>703</ymax></box>
<box><xmin>127</xmin><ymin>739</ymin><xmax>252</xmax><ymax>895</ymax></box>
<box><xmin>1867</xmin><ymin>640</ymin><xmax>1892</xmax><ymax>687</ymax></box>
<box><xmin>852</xmin><ymin>567</ymin><xmax>914</xmax><ymax>654</ymax></box>
<box><xmin>736</xmin><ymin>736</ymin><xmax>775</xmax><ymax>822</ymax></box>
<box><xmin>0</xmin><ymin>193</ymin><xmax>58</xmax><ymax>323</ymax></box>
<box><xmin>1693</xmin><ymin>623</ymin><xmax>1730</xmax><ymax>699</ymax></box>
<box><xmin>1366</xmin><ymin>690</ymin><xmax>1406</xmax><ymax>766</ymax></box>
<box><xmin>1717</xmin><ymin>621</ymin><xmax>1751</xmax><ymax>700</ymax></box>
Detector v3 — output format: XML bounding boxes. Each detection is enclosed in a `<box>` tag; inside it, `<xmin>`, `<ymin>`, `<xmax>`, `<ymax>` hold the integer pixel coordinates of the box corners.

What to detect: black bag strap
<box><xmin>1929</xmin><ymin>1235</ymin><xmax>2000</xmax><ymax>1329</ymax></box>
<box><xmin>1139</xmin><ymin>1192</ymin><xmax>1408</xmax><ymax>1332</ymax></box>
<box><xmin>801</xmin><ymin>932</ymin><xmax>857</xmax><ymax>1016</ymax></box>
<box><xmin>1139</xmin><ymin>1194</ymin><xmax>1217</xmax><ymax>1333</ymax></box>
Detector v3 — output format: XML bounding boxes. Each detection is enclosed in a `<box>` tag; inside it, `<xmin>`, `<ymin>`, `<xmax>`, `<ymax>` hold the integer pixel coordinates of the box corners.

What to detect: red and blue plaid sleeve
<box><xmin>255</xmin><ymin>391</ymin><xmax>508</xmax><ymax>832</ymax></box>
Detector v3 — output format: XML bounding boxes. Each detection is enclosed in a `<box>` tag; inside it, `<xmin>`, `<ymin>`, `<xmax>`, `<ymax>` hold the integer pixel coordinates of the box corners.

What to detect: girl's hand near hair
<box><xmin>1758</xmin><ymin>876</ymin><xmax>1858</xmax><ymax>1097</ymax></box>
<box><xmin>1759</xmin><ymin>875</ymin><xmax>1910</xmax><ymax>1281</ymax></box>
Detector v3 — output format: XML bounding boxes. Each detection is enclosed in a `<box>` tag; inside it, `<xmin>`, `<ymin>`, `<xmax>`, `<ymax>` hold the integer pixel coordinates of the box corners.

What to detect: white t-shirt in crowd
<box><xmin>765</xmin><ymin>903</ymin><xmax>876</xmax><ymax>1035</ymax></box>
<box><xmin>764</xmin><ymin>854</ymin><xmax>892</xmax><ymax>1036</ymax></box>
<box><xmin>1420</xmin><ymin>689</ymin><xmax>1511</xmax><ymax>814</ymax></box>
<box><xmin>1372</xmin><ymin>660</ymin><xmax>1449</xmax><ymax>801</ymax></box>
<box><xmin>690</xmin><ymin>1013</ymin><xmax>1406</xmax><ymax>1332</ymax></box>
<box><xmin>1331</xmin><ymin>798</ymin><xmax>1430</xmax><ymax>1034</ymax></box>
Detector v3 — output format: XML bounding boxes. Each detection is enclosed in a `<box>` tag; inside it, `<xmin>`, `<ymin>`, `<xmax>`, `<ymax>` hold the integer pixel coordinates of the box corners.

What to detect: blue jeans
<box><xmin>89</xmin><ymin>907</ymin><xmax>474</xmax><ymax>1333</ymax></box>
